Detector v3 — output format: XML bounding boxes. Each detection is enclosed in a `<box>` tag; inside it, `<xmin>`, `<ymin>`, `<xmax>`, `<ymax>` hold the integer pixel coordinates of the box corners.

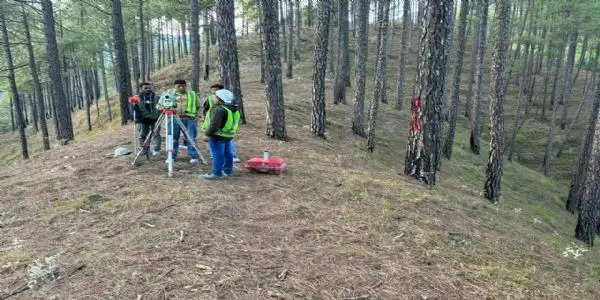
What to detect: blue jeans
<box><xmin>173</xmin><ymin>118</ymin><xmax>199</xmax><ymax>160</ymax></box>
<box><xmin>208</xmin><ymin>138</ymin><xmax>233</xmax><ymax>176</ymax></box>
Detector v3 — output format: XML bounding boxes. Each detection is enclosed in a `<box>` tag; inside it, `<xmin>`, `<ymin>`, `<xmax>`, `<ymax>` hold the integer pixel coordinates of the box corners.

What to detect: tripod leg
<box><xmin>132</xmin><ymin>114</ymin><xmax>165</xmax><ymax>166</ymax></box>
<box><xmin>174</xmin><ymin>117</ymin><xmax>207</xmax><ymax>164</ymax></box>
<box><xmin>167</xmin><ymin>114</ymin><xmax>174</xmax><ymax>177</ymax></box>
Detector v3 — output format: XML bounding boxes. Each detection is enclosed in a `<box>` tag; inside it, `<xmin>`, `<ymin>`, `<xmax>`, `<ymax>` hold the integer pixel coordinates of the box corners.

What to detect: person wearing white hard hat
<box><xmin>201</xmin><ymin>89</ymin><xmax>241</xmax><ymax>180</ymax></box>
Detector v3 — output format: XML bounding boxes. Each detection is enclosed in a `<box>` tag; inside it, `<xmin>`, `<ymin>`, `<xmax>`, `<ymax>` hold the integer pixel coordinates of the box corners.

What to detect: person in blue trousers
<box><xmin>201</xmin><ymin>89</ymin><xmax>240</xmax><ymax>180</ymax></box>
<box><xmin>202</xmin><ymin>83</ymin><xmax>241</xmax><ymax>163</ymax></box>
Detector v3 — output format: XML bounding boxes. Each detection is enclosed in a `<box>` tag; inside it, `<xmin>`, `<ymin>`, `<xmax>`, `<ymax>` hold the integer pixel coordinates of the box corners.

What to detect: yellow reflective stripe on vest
<box><xmin>185</xmin><ymin>91</ymin><xmax>197</xmax><ymax>118</ymax></box>
<box><xmin>215</xmin><ymin>107</ymin><xmax>240</xmax><ymax>138</ymax></box>
<box><xmin>201</xmin><ymin>95</ymin><xmax>214</xmax><ymax>130</ymax></box>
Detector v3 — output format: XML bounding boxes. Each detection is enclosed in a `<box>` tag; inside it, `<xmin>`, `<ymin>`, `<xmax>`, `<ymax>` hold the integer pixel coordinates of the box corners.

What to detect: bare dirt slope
<box><xmin>2</xmin><ymin>38</ymin><xmax>600</xmax><ymax>299</ymax></box>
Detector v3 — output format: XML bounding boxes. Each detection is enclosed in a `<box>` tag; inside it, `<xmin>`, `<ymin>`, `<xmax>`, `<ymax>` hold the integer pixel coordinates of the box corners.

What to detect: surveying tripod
<box><xmin>132</xmin><ymin>110</ymin><xmax>207</xmax><ymax>177</ymax></box>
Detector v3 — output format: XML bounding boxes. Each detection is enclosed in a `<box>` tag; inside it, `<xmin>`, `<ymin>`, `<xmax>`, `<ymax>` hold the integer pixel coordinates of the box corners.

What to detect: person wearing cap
<box><xmin>202</xmin><ymin>83</ymin><xmax>241</xmax><ymax>163</ymax></box>
<box><xmin>157</xmin><ymin>79</ymin><xmax>202</xmax><ymax>164</ymax></box>
<box><xmin>201</xmin><ymin>89</ymin><xmax>240</xmax><ymax>180</ymax></box>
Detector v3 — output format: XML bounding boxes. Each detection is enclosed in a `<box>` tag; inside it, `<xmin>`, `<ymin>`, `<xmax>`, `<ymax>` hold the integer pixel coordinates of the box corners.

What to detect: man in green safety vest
<box><xmin>203</xmin><ymin>83</ymin><xmax>241</xmax><ymax>163</ymax></box>
<box><xmin>157</xmin><ymin>79</ymin><xmax>202</xmax><ymax>164</ymax></box>
<box><xmin>201</xmin><ymin>89</ymin><xmax>240</xmax><ymax>180</ymax></box>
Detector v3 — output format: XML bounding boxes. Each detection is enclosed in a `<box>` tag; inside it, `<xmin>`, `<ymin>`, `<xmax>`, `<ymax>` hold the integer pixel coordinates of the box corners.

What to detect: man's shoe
<box><xmin>152</xmin><ymin>151</ymin><xmax>160</xmax><ymax>157</ymax></box>
<box><xmin>200</xmin><ymin>173</ymin><xmax>223</xmax><ymax>180</ymax></box>
<box><xmin>223</xmin><ymin>172</ymin><xmax>233</xmax><ymax>177</ymax></box>
<box><xmin>233</xmin><ymin>157</ymin><xmax>241</xmax><ymax>163</ymax></box>
<box><xmin>189</xmin><ymin>159</ymin><xmax>199</xmax><ymax>164</ymax></box>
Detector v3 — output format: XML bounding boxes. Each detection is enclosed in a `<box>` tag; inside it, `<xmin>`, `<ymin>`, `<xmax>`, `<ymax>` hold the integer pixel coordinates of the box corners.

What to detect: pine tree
<box><xmin>351</xmin><ymin>0</ymin><xmax>369</xmax><ymax>137</ymax></box>
<box><xmin>1</xmin><ymin>6</ymin><xmax>28</xmax><ymax>159</ymax></box>
<box><xmin>575</xmin><ymin>77</ymin><xmax>600</xmax><ymax>246</ymax></box>
<box><xmin>469</xmin><ymin>0</ymin><xmax>489</xmax><ymax>155</ymax></box>
<box><xmin>261</xmin><ymin>0</ymin><xmax>287</xmax><ymax>139</ymax></box>
<box><xmin>311</xmin><ymin>0</ymin><xmax>332</xmax><ymax>138</ymax></box>
<box><xmin>216</xmin><ymin>0</ymin><xmax>246</xmax><ymax>123</ymax></box>
<box><xmin>404</xmin><ymin>0</ymin><xmax>451</xmax><ymax>185</ymax></box>
<box><xmin>333</xmin><ymin>0</ymin><xmax>349</xmax><ymax>105</ymax></box>
<box><xmin>484</xmin><ymin>0</ymin><xmax>511</xmax><ymax>203</ymax></box>
<box><xmin>443</xmin><ymin>0</ymin><xmax>469</xmax><ymax>159</ymax></box>
<box><xmin>42</xmin><ymin>0</ymin><xmax>74</xmax><ymax>139</ymax></box>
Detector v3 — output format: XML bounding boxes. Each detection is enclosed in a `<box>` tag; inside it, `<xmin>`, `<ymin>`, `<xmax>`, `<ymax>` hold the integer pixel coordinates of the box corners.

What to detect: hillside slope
<box><xmin>2</xmin><ymin>31</ymin><xmax>600</xmax><ymax>299</ymax></box>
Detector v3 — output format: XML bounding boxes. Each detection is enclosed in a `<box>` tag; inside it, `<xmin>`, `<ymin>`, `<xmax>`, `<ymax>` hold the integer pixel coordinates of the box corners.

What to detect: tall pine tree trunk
<box><xmin>575</xmin><ymin>77</ymin><xmax>600</xmax><ymax>246</ymax></box>
<box><xmin>560</xmin><ymin>31</ymin><xmax>579</xmax><ymax>130</ymax></box>
<box><xmin>203</xmin><ymin>10</ymin><xmax>210</xmax><ymax>80</ymax></box>
<box><xmin>261</xmin><ymin>0</ymin><xmax>287</xmax><ymax>139</ymax></box>
<box><xmin>404</xmin><ymin>0</ymin><xmax>451</xmax><ymax>185</ymax></box>
<box><xmin>99</xmin><ymin>51</ymin><xmax>112</xmax><ymax>121</ymax></box>
<box><xmin>42</xmin><ymin>0</ymin><xmax>73</xmax><ymax>141</ymax></box>
<box><xmin>366</xmin><ymin>0</ymin><xmax>391</xmax><ymax>152</ymax></box>
<box><xmin>395</xmin><ymin>0</ymin><xmax>411</xmax><ymax>111</ymax></box>
<box><xmin>567</xmin><ymin>62</ymin><xmax>600</xmax><ymax>214</ymax></box>
<box><xmin>286</xmin><ymin>0</ymin><xmax>295</xmax><ymax>77</ymax></box>
<box><xmin>216</xmin><ymin>0</ymin><xmax>246</xmax><ymax>123</ymax></box>
<box><xmin>372</xmin><ymin>0</ymin><xmax>391</xmax><ymax>108</ymax></box>
<box><xmin>443</xmin><ymin>0</ymin><xmax>469</xmax><ymax>159</ymax></box>
<box><xmin>484</xmin><ymin>0</ymin><xmax>511</xmax><ymax>203</ymax></box>
<box><xmin>352</xmin><ymin>0</ymin><xmax>369</xmax><ymax>137</ymax></box>
<box><xmin>333</xmin><ymin>0</ymin><xmax>349</xmax><ymax>105</ymax></box>
<box><xmin>1</xmin><ymin>10</ymin><xmax>29</xmax><ymax>159</ymax></box>
<box><xmin>311</xmin><ymin>0</ymin><xmax>332</xmax><ymax>138</ymax></box>
<box><xmin>190</xmin><ymin>0</ymin><xmax>200</xmax><ymax>92</ymax></box>
<box><xmin>469</xmin><ymin>0</ymin><xmax>489</xmax><ymax>155</ymax></box>
<box><xmin>112</xmin><ymin>0</ymin><xmax>133</xmax><ymax>124</ymax></box>
<box><xmin>465</xmin><ymin>0</ymin><xmax>481</xmax><ymax>119</ymax></box>
<box><xmin>21</xmin><ymin>5</ymin><xmax>50</xmax><ymax>150</ymax></box>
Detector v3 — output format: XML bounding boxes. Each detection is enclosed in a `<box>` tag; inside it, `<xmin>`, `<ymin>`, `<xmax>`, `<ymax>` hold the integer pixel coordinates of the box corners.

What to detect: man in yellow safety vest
<box><xmin>157</xmin><ymin>79</ymin><xmax>202</xmax><ymax>164</ymax></box>
<box><xmin>202</xmin><ymin>83</ymin><xmax>241</xmax><ymax>163</ymax></box>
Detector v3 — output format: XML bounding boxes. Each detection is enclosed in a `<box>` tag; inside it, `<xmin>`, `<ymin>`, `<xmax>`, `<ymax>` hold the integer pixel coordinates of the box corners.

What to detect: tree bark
<box><xmin>307</xmin><ymin>0</ymin><xmax>313</xmax><ymax>27</ymax></box>
<box><xmin>395</xmin><ymin>0</ymin><xmax>411</xmax><ymax>111</ymax></box>
<box><xmin>310</xmin><ymin>0</ymin><xmax>332</xmax><ymax>138</ymax></box>
<box><xmin>484</xmin><ymin>0</ymin><xmax>510</xmax><ymax>203</ymax></box>
<box><xmin>280</xmin><ymin>0</ymin><xmax>287</xmax><ymax>63</ymax></box>
<box><xmin>216</xmin><ymin>0</ymin><xmax>246</xmax><ymax>123</ymax></box>
<box><xmin>286</xmin><ymin>0</ymin><xmax>295</xmax><ymax>77</ymax></box>
<box><xmin>170</xmin><ymin>19</ymin><xmax>177</xmax><ymax>63</ymax></box>
<box><xmin>1</xmin><ymin>10</ymin><xmax>29</xmax><ymax>159</ymax></box>
<box><xmin>442</xmin><ymin>0</ymin><xmax>469</xmax><ymax>159</ymax></box>
<box><xmin>112</xmin><ymin>0</ymin><xmax>133</xmax><ymax>125</ymax></box>
<box><xmin>261</xmin><ymin>0</ymin><xmax>287</xmax><ymax>139</ymax></box>
<box><xmin>203</xmin><ymin>10</ymin><xmax>210</xmax><ymax>80</ymax></box>
<box><xmin>190</xmin><ymin>0</ymin><xmax>200</xmax><ymax>92</ymax></box>
<box><xmin>181</xmin><ymin>18</ymin><xmax>188</xmax><ymax>56</ymax></box>
<box><xmin>465</xmin><ymin>0</ymin><xmax>481</xmax><ymax>119</ymax></box>
<box><xmin>42</xmin><ymin>0</ymin><xmax>73</xmax><ymax>141</ymax></box>
<box><xmin>567</xmin><ymin>49</ymin><xmax>600</xmax><ymax>214</ymax></box>
<box><xmin>333</xmin><ymin>0</ymin><xmax>349</xmax><ymax>105</ymax></box>
<box><xmin>138</xmin><ymin>0</ymin><xmax>146</xmax><ymax>81</ymax></box>
<box><xmin>469</xmin><ymin>0</ymin><xmax>489</xmax><ymax>155</ymax></box>
<box><xmin>257</xmin><ymin>1</ymin><xmax>266</xmax><ymax>84</ymax></box>
<box><xmin>99</xmin><ymin>51</ymin><xmax>112</xmax><ymax>121</ymax></box>
<box><xmin>575</xmin><ymin>77</ymin><xmax>600</xmax><ymax>246</ymax></box>
<box><xmin>352</xmin><ymin>0</ymin><xmax>369</xmax><ymax>137</ymax></box>
<box><xmin>21</xmin><ymin>5</ymin><xmax>50</xmax><ymax>149</ymax></box>
<box><xmin>560</xmin><ymin>31</ymin><xmax>579</xmax><ymax>130</ymax></box>
<box><xmin>404</xmin><ymin>0</ymin><xmax>451</xmax><ymax>185</ymax></box>
<box><xmin>543</xmin><ymin>34</ymin><xmax>568</xmax><ymax>177</ymax></box>
<box><xmin>372</xmin><ymin>0</ymin><xmax>391</xmax><ymax>108</ymax></box>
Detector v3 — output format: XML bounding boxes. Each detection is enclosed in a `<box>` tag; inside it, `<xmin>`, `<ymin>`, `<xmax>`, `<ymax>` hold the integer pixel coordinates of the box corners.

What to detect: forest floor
<box><xmin>2</xmin><ymin>29</ymin><xmax>600</xmax><ymax>299</ymax></box>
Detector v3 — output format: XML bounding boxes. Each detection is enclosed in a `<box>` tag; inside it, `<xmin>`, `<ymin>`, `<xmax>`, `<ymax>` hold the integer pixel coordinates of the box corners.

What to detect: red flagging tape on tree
<box><xmin>410</xmin><ymin>96</ymin><xmax>423</xmax><ymax>133</ymax></box>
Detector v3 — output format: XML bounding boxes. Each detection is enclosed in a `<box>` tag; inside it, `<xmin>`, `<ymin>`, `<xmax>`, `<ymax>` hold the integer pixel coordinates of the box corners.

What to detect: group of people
<box><xmin>132</xmin><ymin>79</ymin><xmax>240</xmax><ymax>180</ymax></box>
